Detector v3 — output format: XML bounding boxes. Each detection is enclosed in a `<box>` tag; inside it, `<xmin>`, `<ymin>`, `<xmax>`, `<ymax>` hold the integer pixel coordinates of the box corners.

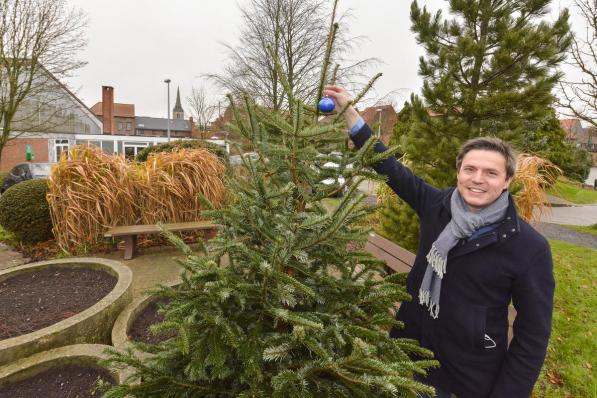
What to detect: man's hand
<box><xmin>323</xmin><ymin>85</ymin><xmax>361</xmax><ymax>130</ymax></box>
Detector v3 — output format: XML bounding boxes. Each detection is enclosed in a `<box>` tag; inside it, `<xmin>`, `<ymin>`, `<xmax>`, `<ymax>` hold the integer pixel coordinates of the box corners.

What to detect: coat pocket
<box><xmin>439</xmin><ymin>303</ymin><xmax>487</xmax><ymax>350</ymax></box>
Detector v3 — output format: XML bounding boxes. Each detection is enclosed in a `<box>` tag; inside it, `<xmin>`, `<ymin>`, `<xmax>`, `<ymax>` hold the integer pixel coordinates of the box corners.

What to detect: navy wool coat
<box><xmin>352</xmin><ymin>124</ymin><xmax>554</xmax><ymax>398</ymax></box>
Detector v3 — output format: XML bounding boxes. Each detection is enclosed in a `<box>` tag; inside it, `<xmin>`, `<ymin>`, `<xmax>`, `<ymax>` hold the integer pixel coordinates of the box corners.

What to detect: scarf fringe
<box><xmin>426</xmin><ymin>245</ymin><xmax>447</xmax><ymax>278</ymax></box>
<box><xmin>419</xmin><ymin>288</ymin><xmax>440</xmax><ymax>319</ymax></box>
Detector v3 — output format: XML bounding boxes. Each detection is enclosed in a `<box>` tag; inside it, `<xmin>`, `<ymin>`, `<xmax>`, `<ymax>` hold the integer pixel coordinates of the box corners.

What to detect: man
<box><xmin>323</xmin><ymin>86</ymin><xmax>554</xmax><ymax>398</ymax></box>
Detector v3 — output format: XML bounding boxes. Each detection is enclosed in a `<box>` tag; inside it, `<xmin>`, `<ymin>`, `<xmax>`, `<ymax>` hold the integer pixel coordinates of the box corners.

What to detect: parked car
<box><xmin>0</xmin><ymin>163</ymin><xmax>52</xmax><ymax>194</ymax></box>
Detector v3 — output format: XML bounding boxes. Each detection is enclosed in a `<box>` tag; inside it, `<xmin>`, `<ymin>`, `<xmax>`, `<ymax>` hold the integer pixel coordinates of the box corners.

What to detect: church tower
<box><xmin>172</xmin><ymin>87</ymin><xmax>184</xmax><ymax>120</ymax></box>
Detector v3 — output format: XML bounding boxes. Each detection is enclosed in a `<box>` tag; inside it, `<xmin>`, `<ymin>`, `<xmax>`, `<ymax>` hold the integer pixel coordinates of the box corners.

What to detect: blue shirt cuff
<box><xmin>349</xmin><ymin>117</ymin><xmax>365</xmax><ymax>136</ymax></box>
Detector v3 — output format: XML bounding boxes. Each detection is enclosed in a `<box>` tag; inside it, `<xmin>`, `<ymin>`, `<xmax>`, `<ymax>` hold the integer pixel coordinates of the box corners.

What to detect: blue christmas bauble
<box><xmin>318</xmin><ymin>96</ymin><xmax>335</xmax><ymax>113</ymax></box>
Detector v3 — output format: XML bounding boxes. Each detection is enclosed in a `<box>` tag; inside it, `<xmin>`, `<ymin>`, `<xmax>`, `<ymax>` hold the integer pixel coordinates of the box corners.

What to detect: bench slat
<box><xmin>364</xmin><ymin>242</ymin><xmax>413</xmax><ymax>274</ymax></box>
<box><xmin>104</xmin><ymin>221</ymin><xmax>217</xmax><ymax>238</ymax></box>
<box><xmin>366</xmin><ymin>232</ymin><xmax>415</xmax><ymax>268</ymax></box>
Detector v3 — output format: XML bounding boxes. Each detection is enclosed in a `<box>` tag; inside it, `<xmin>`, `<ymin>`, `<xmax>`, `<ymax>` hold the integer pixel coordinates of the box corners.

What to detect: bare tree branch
<box><xmin>0</xmin><ymin>0</ymin><xmax>87</xmax><ymax>162</ymax></box>
<box><xmin>206</xmin><ymin>0</ymin><xmax>376</xmax><ymax>111</ymax></box>
<box><xmin>557</xmin><ymin>0</ymin><xmax>596</xmax><ymax>127</ymax></box>
<box><xmin>186</xmin><ymin>85</ymin><xmax>217</xmax><ymax>135</ymax></box>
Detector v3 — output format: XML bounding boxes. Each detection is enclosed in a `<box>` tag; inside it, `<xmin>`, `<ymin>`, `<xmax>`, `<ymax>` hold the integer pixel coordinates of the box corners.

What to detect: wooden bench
<box><xmin>104</xmin><ymin>221</ymin><xmax>218</xmax><ymax>260</ymax></box>
<box><xmin>364</xmin><ymin>232</ymin><xmax>516</xmax><ymax>343</ymax></box>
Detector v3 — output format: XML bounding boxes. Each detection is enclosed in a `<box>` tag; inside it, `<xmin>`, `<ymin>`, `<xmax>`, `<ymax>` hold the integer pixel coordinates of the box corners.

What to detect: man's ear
<box><xmin>503</xmin><ymin>176</ymin><xmax>513</xmax><ymax>190</ymax></box>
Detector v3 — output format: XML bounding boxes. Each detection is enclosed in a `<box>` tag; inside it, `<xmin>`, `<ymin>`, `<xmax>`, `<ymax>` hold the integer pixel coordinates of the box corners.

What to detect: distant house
<box><xmin>0</xmin><ymin>65</ymin><xmax>103</xmax><ymax>171</ymax></box>
<box><xmin>87</xmin><ymin>86</ymin><xmax>224</xmax><ymax>159</ymax></box>
<box><xmin>90</xmin><ymin>87</ymin><xmax>136</xmax><ymax>136</ymax></box>
<box><xmin>560</xmin><ymin>118</ymin><xmax>584</xmax><ymax>142</ymax></box>
<box><xmin>580</xmin><ymin>127</ymin><xmax>597</xmax><ymax>165</ymax></box>
<box><xmin>560</xmin><ymin>118</ymin><xmax>597</xmax><ymax>166</ymax></box>
<box><xmin>358</xmin><ymin>105</ymin><xmax>398</xmax><ymax>145</ymax></box>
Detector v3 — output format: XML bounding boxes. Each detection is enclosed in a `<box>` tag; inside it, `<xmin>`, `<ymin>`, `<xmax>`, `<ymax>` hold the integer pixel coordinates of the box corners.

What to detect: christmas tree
<box><xmin>102</xmin><ymin>2</ymin><xmax>436</xmax><ymax>397</ymax></box>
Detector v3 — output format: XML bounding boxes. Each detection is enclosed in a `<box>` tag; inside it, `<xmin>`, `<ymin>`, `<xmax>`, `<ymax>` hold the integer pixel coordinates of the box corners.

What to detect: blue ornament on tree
<box><xmin>318</xmin><ymin>96</ymin><xmax>335</xmax><ymax>113</ymax></box>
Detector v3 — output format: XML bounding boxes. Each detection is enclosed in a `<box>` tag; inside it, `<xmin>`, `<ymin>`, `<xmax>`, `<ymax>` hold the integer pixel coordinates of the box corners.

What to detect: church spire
<box><xmin>173</xmin><ymin>86</ymin><xmax>184</xmax><ymax>120</ymax></box>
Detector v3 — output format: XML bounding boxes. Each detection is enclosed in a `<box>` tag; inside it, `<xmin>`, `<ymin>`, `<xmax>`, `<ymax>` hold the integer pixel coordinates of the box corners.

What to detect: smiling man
<box><xmin>323</xmin><ymin>86</ymin><xmax>554</xmax><ymax>398</ymax></box>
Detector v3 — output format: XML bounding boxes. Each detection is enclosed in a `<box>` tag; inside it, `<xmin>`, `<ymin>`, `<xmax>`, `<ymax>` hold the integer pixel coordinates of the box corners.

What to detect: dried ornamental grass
<box><xmin>137</xmin><ymin>149</ymin><xmax>226</xmax><ymax>224</ymax></box>
<box><xmin>47</xmin><ymin>146</ymin><xmax>226</xmax><ymax>251</ymax></box>
<box><xmin>512</xmin><ymin>153</ymin><xmax>562</xmax><ymax>223</ymax></box>
<box><xmin>47</xmin><ymin>146</ymin><xmax>139</xmax><ymax>250</ymax></box>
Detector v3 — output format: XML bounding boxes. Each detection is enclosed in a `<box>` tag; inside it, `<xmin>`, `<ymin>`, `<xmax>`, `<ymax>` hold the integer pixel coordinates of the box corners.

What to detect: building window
<box><xmin>126</xmin><ymin>122</ymin><xmax>132</xmax><ymax>131</ymax></box>
<box><xmin>55</xmin><ymin>139</ymin><xmax>69</xmax><ymax>162</ymax></box>
<box><xmin>123</xmin><ymin>141</ymin><xmax>149</xmax><ymax>159</ymax></box>
<box><xmin>117</xmin><ymin>121</ymin><xmax>123</xmax><ymax>130</ymax></box>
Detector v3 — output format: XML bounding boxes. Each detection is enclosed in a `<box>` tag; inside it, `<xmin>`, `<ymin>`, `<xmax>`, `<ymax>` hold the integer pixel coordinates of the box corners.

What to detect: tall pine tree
<box><xmin>102</xmin><ymin>2</ymin><xmax>436</xmax><ymax>397</ymax></box>
<box><xmin>377</xmin><ymin>104</ymin><xmax>420</xmax><ymax>253</ymax></box>
<box><xmin>379</xmin><ymin>0</ymin><xmax>571</xmax><ymax>250</ymax></box>
<box><xmin>404</xmin><ymin>0</ymin><xmax>571</xmax><ymax>187</ymax></box>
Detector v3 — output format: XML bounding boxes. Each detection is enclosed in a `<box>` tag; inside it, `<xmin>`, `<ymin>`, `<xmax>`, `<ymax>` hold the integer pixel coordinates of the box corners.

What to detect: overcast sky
<box><xmin>66</xmin><ymin>0</ymin><xmax>581</xmax><ymax>119</ymax></box>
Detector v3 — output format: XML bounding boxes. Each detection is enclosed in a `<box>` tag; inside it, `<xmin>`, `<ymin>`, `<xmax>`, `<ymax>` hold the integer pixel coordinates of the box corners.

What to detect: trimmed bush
<box><xmin>0</xmin><ymin>178</ymin><xmax>53</xmax><ymax>244</ymax></box>
<box><xmin>136</xmin><ymin>140</ymin><xmax>229</xmax><ymax>164</ymax></box>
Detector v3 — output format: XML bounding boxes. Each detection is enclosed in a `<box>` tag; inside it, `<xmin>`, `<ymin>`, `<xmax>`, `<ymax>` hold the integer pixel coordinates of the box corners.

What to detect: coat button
<box><xmin>502</xmin><ymin>234</ymin><xmax>507</xmax><ymax>238</ymax></box>
<box><xmin>511</xmin><ymin>228</ymin><xmax>516</xmax><ymax>232</ymax></box>
<box><xmin>476</xmin><ymin>243</ymin><xmax>480</xmax><ymax>247</ymax></box>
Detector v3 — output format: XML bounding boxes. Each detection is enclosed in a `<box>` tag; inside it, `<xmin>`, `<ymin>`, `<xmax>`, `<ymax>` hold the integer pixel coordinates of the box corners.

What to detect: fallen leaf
<box><xmin>547</xmin><ymin>370</ymin><xmax>564</xmax><ymax>385</ymax></box>
<box><xmin>584</xmin><ymin>362</ymin><xmax>592</xmax><ymax>369</ymax></box>
<box><xmin>587</xmin><ymin>331</ymin><xmax>593</xmax><ymax>337</ymax></box>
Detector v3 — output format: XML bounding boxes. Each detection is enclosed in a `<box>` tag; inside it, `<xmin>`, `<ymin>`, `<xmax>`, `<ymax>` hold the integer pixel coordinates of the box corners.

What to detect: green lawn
<box><xmin>547</xmin><ymin>180</ymin><xmax>597</xmax><ymax>204</ymax></box>
<box><xmin>563</xmin><ymin>223</ymin><xmax>597</xmax><ymax>237</ymax></box>
<box><xmin>533</xmin><ymin>240</ymin><xmax>596</xmax><ymax>398</ymax></box>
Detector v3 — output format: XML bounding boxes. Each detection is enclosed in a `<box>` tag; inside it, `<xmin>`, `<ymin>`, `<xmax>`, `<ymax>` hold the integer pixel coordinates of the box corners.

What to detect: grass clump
<box><xmin>547</xmin><ymin>180</ymin><xmax>597</xmax><ymax>204</ymax></box>
<box><xmin>48</xmin><ymin>145</ymin><xmax>226</xmax><ymax>251</ymax></box>
<box><xmin>510</xmin><ymin>154</ymin><xmax>561</xmax><ymax>223</ymax></box>
<box><xmin>533</xmin><ymin>240</ymin><xmax>597</xmax><ymax>398</ymax></box>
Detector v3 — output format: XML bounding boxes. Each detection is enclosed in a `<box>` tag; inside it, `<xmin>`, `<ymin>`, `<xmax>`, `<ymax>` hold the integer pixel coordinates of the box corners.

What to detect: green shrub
<box><xmin>0</xmin><ymin>179</ymin><xmax>53</xmax><ymax>244</ymax></box>
<box><xmin>136</xmin><ymin>140</ymin><xmax>229</xmax><ymax>164</ymax></box>
<box><xmin>0</xmin><ymin>171</ymin><xmax>8</xmax><ymax>188</ymax></box>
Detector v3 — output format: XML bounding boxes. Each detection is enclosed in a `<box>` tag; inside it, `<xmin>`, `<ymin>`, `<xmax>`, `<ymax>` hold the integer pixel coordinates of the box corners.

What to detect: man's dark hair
<box><xmin>456</xmin><ymin>137</ymin><xmax>517</xmax><ymax>179</ymax></box>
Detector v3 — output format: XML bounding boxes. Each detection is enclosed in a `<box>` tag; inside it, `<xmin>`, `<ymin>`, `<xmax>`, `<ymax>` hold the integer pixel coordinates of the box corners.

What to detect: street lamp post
<box><xmin>164</xmin><ymin>78</ymin><xmax>171</xmax><ymax>142</ymax></box>
<box><xmin>376</xmin><ymin>108</ymin><xmax>382</xmax><ymax>138</ymax></box>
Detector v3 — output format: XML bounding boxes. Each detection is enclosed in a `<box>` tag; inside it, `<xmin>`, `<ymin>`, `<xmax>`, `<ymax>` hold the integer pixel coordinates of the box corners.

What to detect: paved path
<box><xmin>0</xmin><ymin>243</ymin><xmax>29</xmax><ymax>271</ymax></box>
<box><xmin>96</xmin><ymin>247</ymin><xmax>185</xmax><ymax>298</ymax></box>
<box><xmin>533</xmin><ymin>222</ymin><xmax>597</xmax><ymax>249</ymax></box>
<box><xmin>537</xmin><ymin>204</ymin><xmax>597</xmax><ymax>226</ymax></box>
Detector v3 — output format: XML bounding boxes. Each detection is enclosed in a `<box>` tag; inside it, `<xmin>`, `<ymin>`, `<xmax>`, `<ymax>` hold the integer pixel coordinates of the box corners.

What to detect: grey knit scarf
<box><xmin>419</xmin><ymin>189</ymin><xmax>509</xmax><ymax>319</ymax></box>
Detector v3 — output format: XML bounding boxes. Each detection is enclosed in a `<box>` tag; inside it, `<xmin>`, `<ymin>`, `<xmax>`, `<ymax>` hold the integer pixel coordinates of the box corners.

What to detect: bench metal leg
<box><xmin>123</xmin><ymin>235</ymin><xmax>138</xmax><ymax>260</ymax></box>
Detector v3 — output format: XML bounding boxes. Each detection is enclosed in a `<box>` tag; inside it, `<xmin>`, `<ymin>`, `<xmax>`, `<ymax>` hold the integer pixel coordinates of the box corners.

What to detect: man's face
<box><xmin>457</xmin><ymin>149</ymin><xmax>512</xmax><ymax>212</ymax></box>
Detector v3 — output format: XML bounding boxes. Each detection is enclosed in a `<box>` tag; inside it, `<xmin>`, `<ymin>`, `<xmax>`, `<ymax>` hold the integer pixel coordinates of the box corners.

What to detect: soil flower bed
<box><xmin>128</xmin><ymin>299</ymin><xmax>176</xmax><ymax>345</ymax></box>
<box><xmin>0</xmin><ymin>266</ymin><xmax>117</xmax><ymax>339</ymax></box>
<box><xmin>0</xmin><ymin>364</ymin><xmax>114</xmax><ymax>398</ymax></box>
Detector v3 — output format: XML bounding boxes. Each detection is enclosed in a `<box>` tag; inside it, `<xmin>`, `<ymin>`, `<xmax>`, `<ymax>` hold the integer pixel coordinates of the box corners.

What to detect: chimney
<box><xmin>102</xmin><ymin>86</ymin><xmax>114</xmax><ymax>134</ymax></box>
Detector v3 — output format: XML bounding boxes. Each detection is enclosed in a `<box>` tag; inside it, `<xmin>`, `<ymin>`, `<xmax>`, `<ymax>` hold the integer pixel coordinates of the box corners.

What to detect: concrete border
<box><xmin>112</xmin><ymin>281</ymin><xmax>178</xmax><ymax>349</ymax></box>
<box><xmin>0</xmin><ymin>344</ymin><xmax>121</xmax><ymax>387</ymax></box>
<box><xmin>0</xmin><ymin>258</ymin><xmax>133</xmax><ymax>366</ymax></box>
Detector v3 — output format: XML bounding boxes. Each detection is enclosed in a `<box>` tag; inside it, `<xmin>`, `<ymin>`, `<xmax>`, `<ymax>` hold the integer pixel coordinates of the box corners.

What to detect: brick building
<box><xmin>0</xmin><ymin>66</ymin><xmax>103</xmax><ymax>172</ymax></box>
<box><xmin>359</xmin><ymin>104</ymin><xmax>398</xmax><ymax>145</ymax></box>
<box><xmin>560</xmin><ymin>118</ymin><xmax>597</xmax><ymax>166</ymax></box>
